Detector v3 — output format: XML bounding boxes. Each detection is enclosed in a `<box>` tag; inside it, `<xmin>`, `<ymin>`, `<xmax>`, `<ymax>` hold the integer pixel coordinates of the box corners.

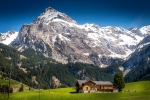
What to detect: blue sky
<box><xmin>0</xmin><ymin>0</ymin><xmax>150</xmax><ymax>33</ymax></box>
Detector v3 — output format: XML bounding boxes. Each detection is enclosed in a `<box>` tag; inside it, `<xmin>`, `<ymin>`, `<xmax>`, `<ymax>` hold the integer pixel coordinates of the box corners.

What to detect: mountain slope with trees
<box><xmin>0</xmin><ymin>43</ymin><xmax>122</xmax><ymax>89</ymax></box>
<box><xmin>123</xmin><ymin>43</ymin><xmax>150</xmax><ymax>82</ymax></box>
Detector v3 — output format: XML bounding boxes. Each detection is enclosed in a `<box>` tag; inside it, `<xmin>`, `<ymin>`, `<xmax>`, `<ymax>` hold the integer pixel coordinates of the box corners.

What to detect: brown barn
<box><xmin>76</xmin><ymin>80</ymin><xmax>113</xmax><ymax>93</ymax></box>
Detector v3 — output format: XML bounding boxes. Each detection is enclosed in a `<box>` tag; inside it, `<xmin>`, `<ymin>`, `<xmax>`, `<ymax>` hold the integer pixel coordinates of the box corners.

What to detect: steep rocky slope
<box><xmin>123</xmin><ymin>43</ymin><xmax>150</xmax><ymax>82</ymax></box>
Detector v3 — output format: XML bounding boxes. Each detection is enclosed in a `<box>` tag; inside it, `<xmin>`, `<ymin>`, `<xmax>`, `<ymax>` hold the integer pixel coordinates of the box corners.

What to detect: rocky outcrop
<box><xmin>51</xmin><ymin>76</ymin><xmax>61</xmax><ymax>88</ymax></box>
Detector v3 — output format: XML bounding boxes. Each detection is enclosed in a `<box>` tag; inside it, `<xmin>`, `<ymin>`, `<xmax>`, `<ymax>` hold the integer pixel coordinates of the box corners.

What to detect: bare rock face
<box><xmin>9</xmin><ymin>7</ymin><xmax>150</xmax><ymax>67</ymax></box>
<box><xmin>51</xmin><ymin>76</ymin><xmax>61</xmax><ymax>88</ymax></box>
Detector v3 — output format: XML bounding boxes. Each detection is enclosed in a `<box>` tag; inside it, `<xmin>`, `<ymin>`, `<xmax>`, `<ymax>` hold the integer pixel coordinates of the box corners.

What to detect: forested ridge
<box><xmin>0</xmin><ymin>43</ymin><xmax>122</xmax><ymax>89</ymax></box>
<box><xmin>124</xmin><ymin>44</ymin><xmax>150</xmax><ymax>82</ymax></box>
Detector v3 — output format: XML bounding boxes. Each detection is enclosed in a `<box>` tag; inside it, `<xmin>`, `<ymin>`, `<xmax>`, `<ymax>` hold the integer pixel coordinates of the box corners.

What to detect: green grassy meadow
<box><xmin>0</xmin><ymin>81</ymin><xmax>150</xmax><ymax>100</ymax></box>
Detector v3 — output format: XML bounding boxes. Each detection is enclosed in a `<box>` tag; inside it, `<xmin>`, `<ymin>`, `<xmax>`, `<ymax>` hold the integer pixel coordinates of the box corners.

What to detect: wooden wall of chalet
<box><xmin>82</xmin><ymin>86</ymin><xmax>91</xmax><ymax>91</ymax></box>
<box><xmin>82</xmin><ymin>81</ymin><xmax>96</xmax><ymax>91</ymax></box>
<box><xmin>96</xmin><ymin>85</ymin><xmax>113</xmax><ymax>91</ymax></box>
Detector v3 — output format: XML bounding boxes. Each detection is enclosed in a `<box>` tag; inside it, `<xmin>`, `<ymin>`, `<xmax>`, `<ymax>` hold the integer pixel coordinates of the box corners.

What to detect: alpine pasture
<box><xmin>0</xmin><ymin>81</ymin><xmax>150</xmax><ymax>100</ymax></box>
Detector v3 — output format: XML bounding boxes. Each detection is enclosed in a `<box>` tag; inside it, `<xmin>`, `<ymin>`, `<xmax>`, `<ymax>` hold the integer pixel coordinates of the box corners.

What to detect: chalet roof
<box><xmin>94</xmin><ymin>81</ymin><xmax>113</xmax><ymax>85</ymax></box>
<box><xmin>76</xmin><ymin>80</ymin><xmax>113</xmax><ymax>86</ymax></box>
<box><xmin>76</xmin><ymin>80</ymin><xmax>87</xmax><ymax>86</ymax></box>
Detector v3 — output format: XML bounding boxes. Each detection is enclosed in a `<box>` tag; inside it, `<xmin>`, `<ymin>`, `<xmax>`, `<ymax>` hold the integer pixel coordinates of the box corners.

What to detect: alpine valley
<box><xmin>0</xmin><ymin>7</ymin><xmax>150</xmax><ymax>88</ymax></box>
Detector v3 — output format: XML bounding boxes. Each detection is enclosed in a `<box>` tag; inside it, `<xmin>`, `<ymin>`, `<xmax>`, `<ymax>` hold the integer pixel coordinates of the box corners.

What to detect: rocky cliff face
<box><xmin>1</xmin><ymin>7</ymin><xmax>149</xmax><ymax>67</ymax></box>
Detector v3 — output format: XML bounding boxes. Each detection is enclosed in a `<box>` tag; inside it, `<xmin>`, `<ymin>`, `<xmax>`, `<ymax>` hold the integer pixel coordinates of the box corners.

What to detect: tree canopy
<box><xmin>113</xmin><ymin>72</ymin><xmax>125</xmax><ymax>92</ymax></box>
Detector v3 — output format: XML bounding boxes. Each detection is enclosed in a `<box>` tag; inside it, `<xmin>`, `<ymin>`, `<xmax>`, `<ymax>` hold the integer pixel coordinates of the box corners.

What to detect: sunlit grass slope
<box><xmin>0</xmin><ymin>81</ymin><xmax>150</xmax><ymax>100</ymax></box>
<box><xmin>124</xmin><ymin>81</ymin><xmax>150</xmax><ymax>92</ymax></box>
<box><xmin>0</xmin><ymin>78</ymin><xmax>29</xmax><ymax>91</ymax></box>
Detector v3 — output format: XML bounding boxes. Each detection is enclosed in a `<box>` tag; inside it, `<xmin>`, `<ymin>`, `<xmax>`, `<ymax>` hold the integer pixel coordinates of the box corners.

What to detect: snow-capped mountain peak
<box><xmin>82</xmin><ymin>23</ymin><xmax>100</xmax><ymax>32</ymax></box>
<box><xmin>33</xmin><ymin>7</ymin><xmax>76</xmax><ymax>25</ymax></box>
<box><xmin>140</xmin><ymin>25</ymin><xmax>150</xmax><ymax>35</ymax></box>
<box><xmin>45</xmin><ymin>7</ymin><xmax>58</xmax><ymax>13</ymax></box>
<box><xmin>129</xmin><ymin>27</ymin><xmax>138</xmax><ymax>31</ymax></box>
<box><xmin>0</xmin><ymin>31</ymin><xmax>18</xmax><ymax>45</ymax></box>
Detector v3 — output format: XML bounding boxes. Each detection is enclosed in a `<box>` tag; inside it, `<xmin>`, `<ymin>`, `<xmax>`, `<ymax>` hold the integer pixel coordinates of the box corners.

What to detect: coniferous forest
<box><xmin>0</xmin><ymin>43</ymin><xmax>123</xmax><ymax>89</ymax></box>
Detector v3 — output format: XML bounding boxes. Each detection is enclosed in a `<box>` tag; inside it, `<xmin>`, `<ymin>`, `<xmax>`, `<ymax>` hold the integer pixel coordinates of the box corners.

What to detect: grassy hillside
<box><xmin>1</xmin><ymin>81</ymin><xmax>150</xmax><ymax>100</ymax></box>
<box><xmin>0</xmin><ymin>78</ymin><xmax>30</xmax><ymax>92</ymax></box>
<box><xmin>123</xmin><ymin>81</ymin><xmax>150</xmax><ymax>92</ymax></box>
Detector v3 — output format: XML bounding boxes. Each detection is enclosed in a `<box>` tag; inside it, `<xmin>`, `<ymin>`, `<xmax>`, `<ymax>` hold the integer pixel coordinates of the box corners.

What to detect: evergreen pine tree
<box><xmin>113</xmin><ymin>72</ymin><xmax>125</xmax><ymax>92</ymax></box>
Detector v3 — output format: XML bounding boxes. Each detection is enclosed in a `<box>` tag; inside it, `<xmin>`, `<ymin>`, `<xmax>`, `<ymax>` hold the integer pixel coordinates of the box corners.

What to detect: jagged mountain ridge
<box><xmin>1</xmin><ymin>7</ymin><xmax>150</xmax><ymax>67</ymax></box>
<box><xmin>0</xmin><ymin>31</ymin><xmax>18</xmax><ymax>45</ymax></box>
<box><xmin>33</xmin><ymin>7</ymin><xmax>77</xmax><ymax>25</ymax></box>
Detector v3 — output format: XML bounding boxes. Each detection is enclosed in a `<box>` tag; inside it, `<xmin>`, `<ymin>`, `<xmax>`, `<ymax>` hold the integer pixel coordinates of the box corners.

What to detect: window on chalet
<box><xmin>86</xmin><ymin>87</ymin><xmax>88</xmax><ymax>90</ymax></box>
<box><xmin>101</xmin><ymin>85</ymin><xmax>104</xmax><ymax>89</ymax></box>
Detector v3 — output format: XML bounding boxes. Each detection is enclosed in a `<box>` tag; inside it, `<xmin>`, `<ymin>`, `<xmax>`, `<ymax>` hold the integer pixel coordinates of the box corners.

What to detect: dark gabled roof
<box><xmin>84</xmin><ymin>80</ymin><xmax>96</xmax><ymax>85</ymax></box>
<box><xmin>94</xmin><ymin>81</ymin><xmax>113</xmax><ymax>85</ymax></box>
<box><xmin>76</xmin><ymin>80</ymin><xmax>113</xmax><ymax>86</ymax></box>
<box><xmin>76</xmin><ymin>80</ymin><xmax>87</xmax><ymax>86</ymax></box>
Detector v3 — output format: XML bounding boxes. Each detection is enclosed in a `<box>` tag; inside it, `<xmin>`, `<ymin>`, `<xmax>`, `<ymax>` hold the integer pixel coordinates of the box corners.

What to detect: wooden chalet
<box><xmin>76</xmin><ymin>80</ymin><xmax>113</xmax><ymax>93</ymax></box>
